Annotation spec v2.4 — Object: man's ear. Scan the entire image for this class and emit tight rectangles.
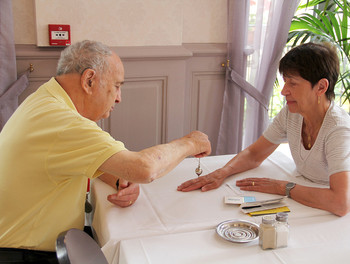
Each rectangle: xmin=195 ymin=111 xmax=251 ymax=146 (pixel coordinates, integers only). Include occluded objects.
xmin=81 ymin=68 xmax=96 ymax=95
xmin=317 ymin=78 xmax=329 ymax=96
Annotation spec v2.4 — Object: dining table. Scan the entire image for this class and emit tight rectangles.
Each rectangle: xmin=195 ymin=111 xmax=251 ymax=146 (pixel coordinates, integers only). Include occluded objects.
xmin=90 ymin=145 xmax=350 ymax=264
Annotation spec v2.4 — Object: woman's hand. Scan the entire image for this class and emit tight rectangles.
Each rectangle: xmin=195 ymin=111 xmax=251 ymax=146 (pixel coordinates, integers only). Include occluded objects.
xmin=236 ymin=177 xmax=287 ymax=196
xmin=177 ymin=169 xmax=227 ymax=192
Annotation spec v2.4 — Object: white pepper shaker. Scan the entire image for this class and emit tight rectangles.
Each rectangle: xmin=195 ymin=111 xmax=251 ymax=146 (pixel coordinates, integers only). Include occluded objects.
xmin=276 ymin=212 xmax=290 ymax=248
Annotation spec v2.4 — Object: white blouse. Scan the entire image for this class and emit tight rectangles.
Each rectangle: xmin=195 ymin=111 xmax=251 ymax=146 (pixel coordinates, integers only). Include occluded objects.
xmin=263 ymin=101 xmax=350 ymax=185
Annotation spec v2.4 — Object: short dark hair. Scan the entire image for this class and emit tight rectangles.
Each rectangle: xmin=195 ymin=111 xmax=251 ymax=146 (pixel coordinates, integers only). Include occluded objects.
xmin=279 ymin=42 xmax=339 ymax=101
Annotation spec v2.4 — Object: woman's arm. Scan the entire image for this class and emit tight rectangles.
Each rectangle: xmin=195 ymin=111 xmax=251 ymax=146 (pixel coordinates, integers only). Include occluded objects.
xmin=293 ymin=171 xmax=350 ymax=216
xmin=236 ymin=171 xmax=350 ymax=217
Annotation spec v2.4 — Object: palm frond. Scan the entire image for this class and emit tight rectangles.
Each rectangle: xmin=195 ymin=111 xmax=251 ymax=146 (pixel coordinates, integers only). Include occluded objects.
xmin=287 ymin=0 xmax=350 ymax=106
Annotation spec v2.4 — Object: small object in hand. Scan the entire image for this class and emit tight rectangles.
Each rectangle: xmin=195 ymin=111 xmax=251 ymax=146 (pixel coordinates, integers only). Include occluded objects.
xmin=116 ymin=179 xmax=119 ymax=191
xmin=195 ymin=158 xmax=203 ymax=177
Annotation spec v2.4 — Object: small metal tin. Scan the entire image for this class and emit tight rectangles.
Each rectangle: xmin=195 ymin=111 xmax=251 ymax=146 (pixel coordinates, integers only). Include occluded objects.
xmin=216 ymin=219 xmax=259 ymax=243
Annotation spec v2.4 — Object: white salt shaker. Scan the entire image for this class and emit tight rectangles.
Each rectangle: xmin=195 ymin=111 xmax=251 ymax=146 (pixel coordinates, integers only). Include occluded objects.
xmin=275 ymin=212 xmax=289 ymax=248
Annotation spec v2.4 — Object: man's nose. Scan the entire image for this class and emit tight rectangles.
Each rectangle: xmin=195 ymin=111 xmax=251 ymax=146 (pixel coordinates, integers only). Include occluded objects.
xmin=115 ymin=92 xmax=121 ymax=103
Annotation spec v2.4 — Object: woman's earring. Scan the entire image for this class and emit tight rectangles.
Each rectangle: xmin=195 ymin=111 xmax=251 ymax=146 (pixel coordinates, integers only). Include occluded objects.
xmin=318 ymin=96 xmax=320 ymax=104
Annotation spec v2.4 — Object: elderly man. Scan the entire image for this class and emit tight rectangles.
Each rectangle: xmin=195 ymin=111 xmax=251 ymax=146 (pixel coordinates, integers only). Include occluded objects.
xmin=0 ymin=40 xmax=211 ymax=263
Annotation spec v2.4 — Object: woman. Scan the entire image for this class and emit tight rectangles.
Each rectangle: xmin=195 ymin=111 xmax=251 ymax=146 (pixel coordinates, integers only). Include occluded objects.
xmin=178 ymin=42 xmax=350 ymax=216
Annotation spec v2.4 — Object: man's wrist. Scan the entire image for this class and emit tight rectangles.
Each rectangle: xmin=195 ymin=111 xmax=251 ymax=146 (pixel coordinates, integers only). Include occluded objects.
xmin=173 ymin=137 xmax=196 ymax=157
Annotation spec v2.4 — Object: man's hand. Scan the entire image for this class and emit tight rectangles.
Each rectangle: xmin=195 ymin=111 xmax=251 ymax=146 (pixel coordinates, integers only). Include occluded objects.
xmin=107 ymin=179 xmax=140 ymax=207
xmin=184 ymin=131 xmax=211 ymax=157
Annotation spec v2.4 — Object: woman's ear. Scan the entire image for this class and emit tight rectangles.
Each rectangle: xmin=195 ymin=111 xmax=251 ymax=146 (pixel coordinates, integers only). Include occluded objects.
xmin=317 ymin=78 xmax=329 ymax=96
xmin=81 ymin=68 xmax=96 ymax=94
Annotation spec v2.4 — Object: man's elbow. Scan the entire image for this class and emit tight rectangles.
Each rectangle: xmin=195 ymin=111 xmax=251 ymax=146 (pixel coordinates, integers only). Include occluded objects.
xmin=139 ymin=170 xmax=157 ymax=184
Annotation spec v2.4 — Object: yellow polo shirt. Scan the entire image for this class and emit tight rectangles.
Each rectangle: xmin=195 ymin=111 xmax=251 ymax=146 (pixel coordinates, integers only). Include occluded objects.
xmin=0 ymin=78 xmax=126 ymax=251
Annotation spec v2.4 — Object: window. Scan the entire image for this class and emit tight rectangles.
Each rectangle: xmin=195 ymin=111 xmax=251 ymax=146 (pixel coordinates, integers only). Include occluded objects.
xmin=263 ymin=0 xmax=350 ymax=120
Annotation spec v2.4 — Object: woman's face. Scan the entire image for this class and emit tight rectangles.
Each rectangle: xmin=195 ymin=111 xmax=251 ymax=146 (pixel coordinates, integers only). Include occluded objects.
xmin=281 ymin=73 xmax=318 ymax=115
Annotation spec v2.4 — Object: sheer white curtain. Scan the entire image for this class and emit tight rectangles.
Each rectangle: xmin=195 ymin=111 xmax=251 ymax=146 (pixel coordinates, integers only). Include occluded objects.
xmin=216 ymin=0 xmax=299 ymax=155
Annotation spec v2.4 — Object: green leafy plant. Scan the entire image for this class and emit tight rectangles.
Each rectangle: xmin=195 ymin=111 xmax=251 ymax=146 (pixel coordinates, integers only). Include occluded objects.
xmin=287 ymin=0 xmax=350 ymax=106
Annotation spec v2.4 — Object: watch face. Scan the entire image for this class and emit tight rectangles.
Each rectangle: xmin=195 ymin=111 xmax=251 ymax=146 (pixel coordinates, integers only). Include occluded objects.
xmin=286 ymin=182 xmax=295 ymax=188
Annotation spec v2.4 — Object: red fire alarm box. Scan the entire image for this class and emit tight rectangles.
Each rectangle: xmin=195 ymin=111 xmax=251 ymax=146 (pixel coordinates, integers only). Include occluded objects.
xmin=48 ymin=24 xmax=71 ymax=46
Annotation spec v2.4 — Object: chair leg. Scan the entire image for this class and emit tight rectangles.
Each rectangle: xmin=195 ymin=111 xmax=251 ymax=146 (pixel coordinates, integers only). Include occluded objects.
xmin=83 ymin=226 xmax=93 ymax=238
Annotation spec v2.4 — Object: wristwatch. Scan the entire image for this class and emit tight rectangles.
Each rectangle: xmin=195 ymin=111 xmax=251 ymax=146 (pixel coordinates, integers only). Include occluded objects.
xmin=285 ymin=182 xmax=296 ymax=198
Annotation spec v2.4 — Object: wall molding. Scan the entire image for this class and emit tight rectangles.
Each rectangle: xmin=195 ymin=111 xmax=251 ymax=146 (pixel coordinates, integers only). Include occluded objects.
xmin=15 ymin=43 xmax=226 ymax=60
xmin=15 ymin=43 xmax=227 ymax=151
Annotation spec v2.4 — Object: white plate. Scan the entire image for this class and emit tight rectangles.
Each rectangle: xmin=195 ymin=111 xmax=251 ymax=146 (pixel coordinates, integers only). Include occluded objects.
xmin=216 ymin=219 xmax=259 ymax=243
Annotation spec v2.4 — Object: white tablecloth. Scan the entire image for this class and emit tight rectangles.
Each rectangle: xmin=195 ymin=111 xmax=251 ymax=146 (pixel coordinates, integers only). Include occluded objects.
xmin=118 ymin=214 xmax=350 ymax=264
xmin=91 ymin=147 xmax=350 ymax=263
